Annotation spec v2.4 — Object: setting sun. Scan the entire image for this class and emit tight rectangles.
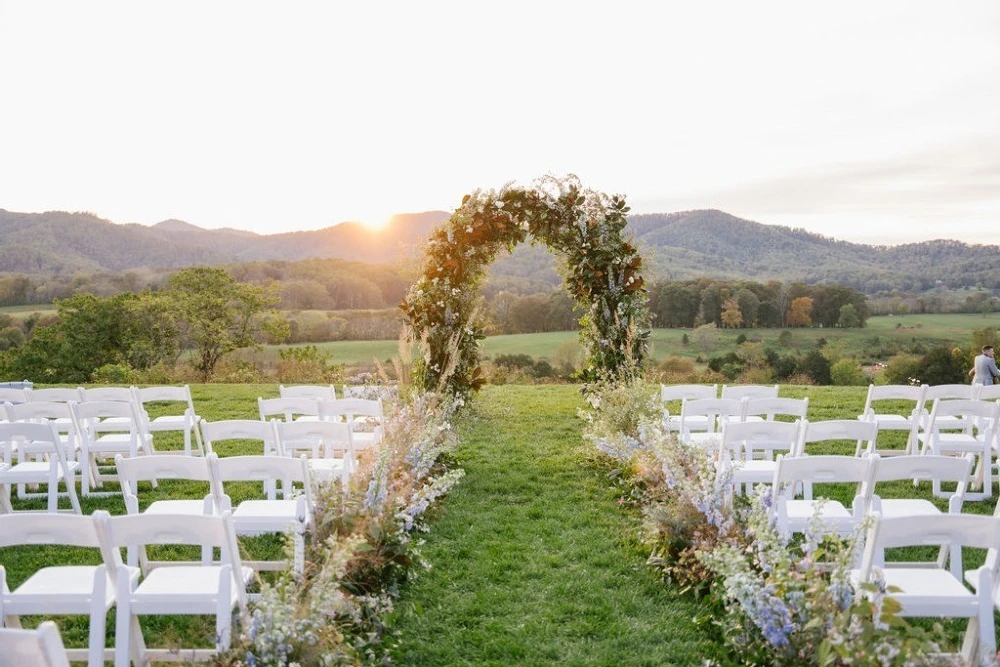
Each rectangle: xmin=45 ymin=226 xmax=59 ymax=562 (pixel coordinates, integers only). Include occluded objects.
xmin=341 ymin=207 xmax=394 ymax=231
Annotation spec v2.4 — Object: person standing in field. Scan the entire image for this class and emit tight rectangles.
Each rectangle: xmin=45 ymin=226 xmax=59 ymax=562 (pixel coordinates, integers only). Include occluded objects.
xmin=969 ymin=345 xmax=1000 ymax=385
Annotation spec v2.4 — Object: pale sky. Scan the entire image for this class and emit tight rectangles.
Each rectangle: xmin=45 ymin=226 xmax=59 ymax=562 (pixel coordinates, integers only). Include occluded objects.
xmin=1 ymin=1 xmax=998 ymax=246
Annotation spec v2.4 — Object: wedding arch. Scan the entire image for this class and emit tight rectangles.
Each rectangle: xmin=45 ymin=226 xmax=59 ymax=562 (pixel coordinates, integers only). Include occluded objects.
xmin=400 ymin=175 xmax=651 ymax=398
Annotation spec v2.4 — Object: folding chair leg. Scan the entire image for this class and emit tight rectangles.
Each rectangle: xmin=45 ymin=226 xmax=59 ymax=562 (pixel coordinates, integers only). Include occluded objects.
xmin=114 ymin=591 xmax=131 ymax=667
xmin=960 ymin=616 xmax=980 ymax=666
xmin=88 ymin=611 xmax=106 ymax=667
xmin=0 ymin=483 xmax=12 ymax=513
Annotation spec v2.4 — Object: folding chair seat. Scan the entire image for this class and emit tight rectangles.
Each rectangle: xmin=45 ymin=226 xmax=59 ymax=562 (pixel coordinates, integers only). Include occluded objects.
xmin=853 ymin=514 xmax=1000 ymax=666
xmin=771 ymin=453 xmax=876 ymax=539
xmin=70 ymin=400 xmax=154 ymax=496
xmin=132 ymin=385 xmax=205 ymax=456
xmin=209 ymin=454 xmax=315 ymax=574
xmin=856 ymin=383 xmax=927 ymax=456
xmin=659 ymin=384 xmax=717 ymax=433
xmin=273 ymin=419 xmax=355 ymax=485
xmin=717 ymin=419 xmax=801 ymax=494
xmin=676 ymin=398 xmax=743 ymax=450
xmin=917 ymin=398 xmax=998 ymax=500
xmin=115 ymin=453 xmax=220 ymax=571
xmin=741 ymin=396 xmax=808 ymax=425
xmin=279 ymin=384 xmax=337 ymax=400
xmin=258 ymin=396 xmax=321 ymax=423
xmin=869 ymin=454 xmax=973 ymax=574
xmin=6 ymin=401 xmax=82 ymax=501
xmin=99 ymin=511 xmax=250 ymax=667
xmin=319 ymin=398 xmax=385 ymax=450
xmin=720 ymin=383 xmax=779 ymax=401
xmin=0 ymin=621 xmax=72 ymax=667
xmin=0 ymin=421 xmax=81 ymax=514
xmin=0 ymin=512 xmax=138 ymax=667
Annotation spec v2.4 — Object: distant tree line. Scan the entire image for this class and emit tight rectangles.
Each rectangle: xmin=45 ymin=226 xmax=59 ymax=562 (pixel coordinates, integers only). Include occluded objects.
xmin=647 ymin=278 xmax=869 ymax=329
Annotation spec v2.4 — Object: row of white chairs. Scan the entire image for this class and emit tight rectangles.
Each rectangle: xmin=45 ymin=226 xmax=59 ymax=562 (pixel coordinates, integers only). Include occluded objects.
xmin=0 ymin=416 xmax=357 ymax=513
xmin=117 ymin=451 xmax=316 ymax=574
xmin=0 ymin=510 xmax=249 ymax=667
xmin=763 ymin=452 xmax=999 ymax=664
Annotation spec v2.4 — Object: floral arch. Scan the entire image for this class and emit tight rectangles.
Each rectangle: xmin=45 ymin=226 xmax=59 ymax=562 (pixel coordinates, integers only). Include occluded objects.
xmin=400 ymin=176 xmax=651 ymax=398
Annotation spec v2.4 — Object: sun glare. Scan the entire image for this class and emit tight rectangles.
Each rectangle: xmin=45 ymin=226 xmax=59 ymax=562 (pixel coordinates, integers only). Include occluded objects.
xmin=358 ymin=214 xmax=393 ymax=231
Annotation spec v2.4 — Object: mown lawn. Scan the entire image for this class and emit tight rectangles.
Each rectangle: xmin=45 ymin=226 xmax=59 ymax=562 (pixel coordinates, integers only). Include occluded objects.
xmin=387 ymin=384 xmax=725 ymax=666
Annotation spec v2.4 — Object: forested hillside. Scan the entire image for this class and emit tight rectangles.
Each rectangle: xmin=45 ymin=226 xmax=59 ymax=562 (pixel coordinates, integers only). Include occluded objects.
xmin=2 ymin=207 xmax=998 ymax=294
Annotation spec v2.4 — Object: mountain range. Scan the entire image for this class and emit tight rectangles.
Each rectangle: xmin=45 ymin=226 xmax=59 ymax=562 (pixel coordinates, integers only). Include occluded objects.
xmin=0 ymin=207 xmax=997 ymax=293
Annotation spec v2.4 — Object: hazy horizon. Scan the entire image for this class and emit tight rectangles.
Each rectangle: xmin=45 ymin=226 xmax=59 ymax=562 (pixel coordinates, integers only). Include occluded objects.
xmin=2 ymin=1 xmax=998 ymax=246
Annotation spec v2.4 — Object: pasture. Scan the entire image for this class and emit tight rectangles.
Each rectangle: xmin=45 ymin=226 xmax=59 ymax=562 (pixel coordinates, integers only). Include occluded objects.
xmin=258 ymin=312 xmax=1000 ymax=371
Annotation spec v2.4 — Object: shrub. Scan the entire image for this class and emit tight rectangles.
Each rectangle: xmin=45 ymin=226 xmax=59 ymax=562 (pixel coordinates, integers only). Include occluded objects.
xmin=799 ymin=350 xmax=832 ymax=385
xmin=830 ymin=358 xmax=867 ymax=386
xmin=882 ymin=353 xmax=923 ymax=385
xmin=91 ymin=363 xmax=137 ymax=384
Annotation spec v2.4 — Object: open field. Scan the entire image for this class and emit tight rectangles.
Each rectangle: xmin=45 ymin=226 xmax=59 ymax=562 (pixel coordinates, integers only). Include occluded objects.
xmin=258 ymin=313 xmax=1000 ymax=370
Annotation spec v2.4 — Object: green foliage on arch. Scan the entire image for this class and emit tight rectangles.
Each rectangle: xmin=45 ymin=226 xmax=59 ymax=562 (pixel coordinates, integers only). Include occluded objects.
xmin=400 ymin=176 xmax=651 ymax=398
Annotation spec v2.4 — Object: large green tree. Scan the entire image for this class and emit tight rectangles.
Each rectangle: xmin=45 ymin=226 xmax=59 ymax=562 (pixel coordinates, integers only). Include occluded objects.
xmin=167 ymin=267 xmax=287 ymax=381
xmin=1 ymin=292 xmax=177 ymax=383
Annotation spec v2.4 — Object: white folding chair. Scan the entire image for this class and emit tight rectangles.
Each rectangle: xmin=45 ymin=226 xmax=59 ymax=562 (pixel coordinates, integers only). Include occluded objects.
xmin=279 ymin=384 xmax=337 ymax=400
xmin=853 ymin=514 xmax=1000 ymax=666
xmin=70 ymin=400 xmax=154 ymax=496
xmin=771 ymin=453 xmax=876 ymax=539
xmin=200 ymin=419 xmax=283 ymax=498
xmin=0 ymin=388 xmax=31 ymax=406
xmin=856 ymin=383 xmax=927 ymax=456
xmin=0 ymin=421 xmax=81 ymax=514
xmin=869 ymin=454 xmax=973 ymax=575
xmin=257 ymin=396 xmax=321 ymax=423
xmin=209 ymin=454 xmax=315 ymax=574
xmin=796 ymin=419 xmax=877 ymax=500
xmin=676 ymin=398 xmax=744 ymax=450
xmin=741 ymin=396 xmax=808 ymax=425
xmin=717 ymin=420 xmax=801 ymax=494
xmin=99 ymin=510 xmax=250 ymax=667
xmin=919 ymin=384 xmax=977 ymax=434
xmin=27 ymin=388 xmax=83 ymax=404
xmin=273 ymin=419 xmax=355 ymax=486
xmin=659 ymin=384 xmax=717 ymax=433
xmin=720 ymin=384 xmax=779 ymax=401
xmin=79 ymin=386 xmax=135 ymax=404
xmin=0 ymin=622 xmax=72 ymax=667
xmin=6 ymin=401 xmax=82 ymax=501
xmin=917 ymin=398 xmax=999 ymax=500
xmin=132 ymin=385 xmax=205 ymax=456
xmin=319 ymin=398 xmax=385 ymax=450
xmin=0 ymin=513 xmax=137 ymax=667
xmin=115 ymin=453 xmax=220 ymax=571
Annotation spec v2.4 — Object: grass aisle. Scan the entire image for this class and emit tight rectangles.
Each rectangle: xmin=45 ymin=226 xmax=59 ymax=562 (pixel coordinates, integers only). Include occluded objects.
xmin=388 ymin=385 xmax=723 ymax=666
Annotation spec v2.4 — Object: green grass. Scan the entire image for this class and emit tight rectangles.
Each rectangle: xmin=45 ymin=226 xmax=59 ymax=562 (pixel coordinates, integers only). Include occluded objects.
xmin=387 ymin=385 xmax=724 ymax=666
xmin=4 ymin=382 xmax=999 ymax=662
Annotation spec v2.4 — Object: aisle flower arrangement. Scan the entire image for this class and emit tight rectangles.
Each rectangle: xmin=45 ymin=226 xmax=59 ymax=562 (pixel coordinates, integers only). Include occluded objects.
xmin=215 ymin=390 xmax=464 ymax=666
xmin=582 ymin=379 xmax=962 ymax=666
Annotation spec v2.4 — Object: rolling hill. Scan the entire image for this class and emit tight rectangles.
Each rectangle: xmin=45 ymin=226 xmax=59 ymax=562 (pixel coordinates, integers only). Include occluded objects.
xmin=1 ymin=207 xmax=997 ymax=293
